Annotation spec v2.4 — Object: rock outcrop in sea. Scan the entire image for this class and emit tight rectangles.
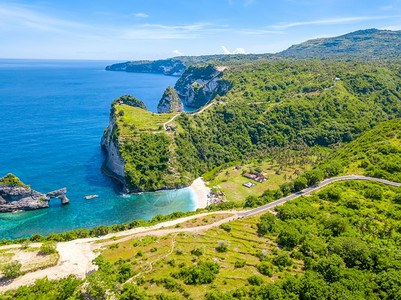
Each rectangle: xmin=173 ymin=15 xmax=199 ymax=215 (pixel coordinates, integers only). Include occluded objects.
xmin=157 ymin=87 xmax=184 ymax=113
xmin=0 ymin=174 xmax=70 ymax=213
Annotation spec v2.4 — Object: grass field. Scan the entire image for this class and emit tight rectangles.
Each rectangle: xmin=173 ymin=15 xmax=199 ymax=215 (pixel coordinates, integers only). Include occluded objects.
xmin=208 ymin=159 xmax=313 ymax=202
xmin=101 ymin=214 xmax=303 ymax=299
xmin=117 ymin=105 xmax=176 ymax=133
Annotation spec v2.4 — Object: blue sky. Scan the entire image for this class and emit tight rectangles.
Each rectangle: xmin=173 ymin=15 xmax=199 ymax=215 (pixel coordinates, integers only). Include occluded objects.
xmin=1 ymin=0 xmax=401 ymax=60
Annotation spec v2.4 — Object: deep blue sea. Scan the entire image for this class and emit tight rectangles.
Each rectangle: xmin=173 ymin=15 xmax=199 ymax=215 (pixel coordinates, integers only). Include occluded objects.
xmin=0 ymin=59 xmax=197 ymax=240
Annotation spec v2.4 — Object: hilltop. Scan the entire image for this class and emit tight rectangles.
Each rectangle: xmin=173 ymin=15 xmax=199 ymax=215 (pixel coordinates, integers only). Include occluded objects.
xmin=280 ymin=29 xmax=401 ymax=59
xmin=106 ymin=29 xmax=401 ymax=77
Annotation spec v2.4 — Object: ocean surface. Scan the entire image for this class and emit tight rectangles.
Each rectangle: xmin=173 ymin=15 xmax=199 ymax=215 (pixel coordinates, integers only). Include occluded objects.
xmin=0 ymin=59 xmax=197 ymax=240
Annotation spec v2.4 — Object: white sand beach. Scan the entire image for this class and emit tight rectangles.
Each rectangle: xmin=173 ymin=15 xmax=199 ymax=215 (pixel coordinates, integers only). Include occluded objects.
xmin=190 ymin=177 xmax=210 ymax=209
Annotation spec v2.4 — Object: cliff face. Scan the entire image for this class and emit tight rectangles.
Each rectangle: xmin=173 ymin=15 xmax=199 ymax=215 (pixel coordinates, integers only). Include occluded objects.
xmin=174 ymin=65 xmax=231 ymax=108
xmin=157 ymin=87 xmax=184 ymax=113
xmin=0 ymin=174 xmax=69 ymax=212
xmin=100 ymin=116 xmax=127 ymax=187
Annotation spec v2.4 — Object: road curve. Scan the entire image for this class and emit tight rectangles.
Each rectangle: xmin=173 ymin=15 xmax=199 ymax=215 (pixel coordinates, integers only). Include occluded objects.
xmin=239 ymin=175 xmax=401 ymax=217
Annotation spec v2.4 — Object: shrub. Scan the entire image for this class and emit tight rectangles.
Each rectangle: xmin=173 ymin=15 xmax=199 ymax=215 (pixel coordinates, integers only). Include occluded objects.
xmin=273 ymin=251 xmax=293 ymax=267
xmin=258 ymin=262 xmax=274 ymax=277
xmin=248 ymin=275 xmax=264 ymax=286
xmin=2 ymin=261 xmax=22 ymax=278
xmin=234 ymin=259 xmax=246 ymax=268
xmin=172 ymin=261 xmax=220 ymax=285
xmin=216 ymin=242 xmax=228 ymax=252
xmin=219 ymin=223 xmax=232 ymax=232
xmin=40 ymin=241 xmax=57 ymax=255
xmin=191 ymin=247 xmax=203 ymax=256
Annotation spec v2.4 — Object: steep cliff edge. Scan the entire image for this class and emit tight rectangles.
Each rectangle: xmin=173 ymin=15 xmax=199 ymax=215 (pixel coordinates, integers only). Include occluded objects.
xmin=101 ymin=95 xmax=188 ymax=192
xmin=100 ymin=95 xmax=147 ymax=189
xmin=174 ymin=65 xmax=231 ymax=108
xmin=157 ymin=87 xmax=184 ymax=113
xmin=0 ymin=174 xmax=69 ymax=212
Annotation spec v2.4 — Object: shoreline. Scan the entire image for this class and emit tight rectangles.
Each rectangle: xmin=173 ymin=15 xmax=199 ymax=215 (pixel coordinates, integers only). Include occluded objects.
xmin=190 ymin=177 xmax=210 ymax=209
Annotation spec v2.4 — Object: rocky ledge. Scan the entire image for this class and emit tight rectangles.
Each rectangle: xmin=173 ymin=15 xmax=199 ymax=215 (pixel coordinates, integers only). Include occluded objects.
xmin=0 ymin=174 xmax=70 ymax=213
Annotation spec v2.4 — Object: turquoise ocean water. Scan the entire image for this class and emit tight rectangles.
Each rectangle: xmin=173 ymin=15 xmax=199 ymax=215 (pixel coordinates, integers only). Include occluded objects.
xmin=0 ymin=59 xmax=197 ymax=240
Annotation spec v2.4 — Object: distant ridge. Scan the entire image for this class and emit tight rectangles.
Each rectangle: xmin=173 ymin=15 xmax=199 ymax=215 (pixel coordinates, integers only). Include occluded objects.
xmin=106 ymin=29 xmax=401 ymax=75
xmin=280 ymin=28 xmax=401 ymax=58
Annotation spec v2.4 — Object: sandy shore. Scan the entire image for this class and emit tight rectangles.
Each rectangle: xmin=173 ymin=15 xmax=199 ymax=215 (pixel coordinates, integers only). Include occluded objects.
xmin=190 ymin=177 xmax=210 ymax=209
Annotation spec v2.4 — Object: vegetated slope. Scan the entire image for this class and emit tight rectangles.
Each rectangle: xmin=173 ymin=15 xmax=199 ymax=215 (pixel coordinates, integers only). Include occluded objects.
xmin=171 ymin=60 xmax=401 ymax=180
xmin=320 ymin=118 xmax=401 ymax=182
xmin=109 ymin=59 xmax=401 ymax=191
xmin=280 ymin=28 xmax=401 ymax=58
xmin=3 ymin=180 xmax=400 ymax=299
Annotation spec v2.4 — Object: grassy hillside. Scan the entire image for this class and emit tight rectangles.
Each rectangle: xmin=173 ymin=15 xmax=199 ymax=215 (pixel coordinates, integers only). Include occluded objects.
xmin=3 ymin=180 xmax=400 ymax=299
xmin=320 ymin=118 xmax=401 ymax=182
xmin=280 ymin=29 xmax=401 ymax=59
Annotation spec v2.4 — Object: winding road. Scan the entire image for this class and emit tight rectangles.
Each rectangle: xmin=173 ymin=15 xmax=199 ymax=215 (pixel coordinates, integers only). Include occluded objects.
xmin=0 ymin=175 xmax=399 ymax=292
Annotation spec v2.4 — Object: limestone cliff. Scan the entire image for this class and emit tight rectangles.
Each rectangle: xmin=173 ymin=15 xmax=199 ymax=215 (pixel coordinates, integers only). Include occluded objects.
xmin=100 ymin=115 xmax=127 ymax=189
xmin=0 ymin=174 xmax=69 ymax=213
xmin=157 ymin=87 xmax=184 ymax=113
xmin=174 ymin=65 xmax=231 ymax=108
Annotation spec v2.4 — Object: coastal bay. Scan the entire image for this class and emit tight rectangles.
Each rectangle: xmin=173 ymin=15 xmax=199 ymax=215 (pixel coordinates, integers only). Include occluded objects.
xmin=0 ymin=59 xmax=201 ymax=239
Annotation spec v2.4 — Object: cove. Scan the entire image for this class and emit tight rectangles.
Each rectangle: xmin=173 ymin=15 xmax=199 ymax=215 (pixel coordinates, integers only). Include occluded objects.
xmin=0 ymin=59 xmax=197 ymax=240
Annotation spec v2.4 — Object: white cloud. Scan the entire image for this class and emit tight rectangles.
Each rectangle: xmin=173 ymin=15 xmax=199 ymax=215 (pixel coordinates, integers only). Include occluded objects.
xmin=270 ymin=16 xmax=397 ymax=29
xmin=173 ymin=49 xmax=183 ymax=56
xmin=134 ymin=12 xmax=149 ymax=18
xmin=221 ymin=46 xmax=248 ymax=54
xmin=221 ymin=46 xmax=231 ymax=54
xmin=381 ymin=25 xmax=401 ymax=31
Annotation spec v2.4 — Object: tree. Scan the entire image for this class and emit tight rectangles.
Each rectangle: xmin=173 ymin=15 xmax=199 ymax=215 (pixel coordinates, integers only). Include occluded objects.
xmin=277 ymin=226 xmax=301 ymax=249
xmin=258 ymin=213 xmax=280 ymax=235
xmin=305 ymin=169 xmax=324 ymax=186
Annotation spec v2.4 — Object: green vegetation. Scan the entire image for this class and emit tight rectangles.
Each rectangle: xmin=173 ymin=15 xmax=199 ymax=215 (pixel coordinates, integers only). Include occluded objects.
xmin=39 ymin=241 xmax=57 ymax=255
xmin=111 ymin=94 xmax=147 ymax=110
xmin=281 ymin=29 xmax=401 ymax=59
xmin=0 ymin=173 xmax=29 ymax=188
xmin=117 ymin=59 xmax=401 ymax=191
xmin=320 ymin=118 xmax=401 ymax=182
xmin=2 ymin=261 xmax=21 ymax=279
xmin=5 ymin=180 xmax=399 ymax=299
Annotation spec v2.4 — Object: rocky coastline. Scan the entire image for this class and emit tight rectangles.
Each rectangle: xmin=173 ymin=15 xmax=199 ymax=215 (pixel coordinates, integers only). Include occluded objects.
xmin=0 ymin=174 xmax=69 ymax=213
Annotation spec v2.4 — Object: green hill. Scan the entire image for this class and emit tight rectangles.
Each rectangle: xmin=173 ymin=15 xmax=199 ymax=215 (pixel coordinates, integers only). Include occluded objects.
xmin=320 ymin=118 xmax=401 ymax=182
xmin=280 ymin=29 xmax=401 ymax=59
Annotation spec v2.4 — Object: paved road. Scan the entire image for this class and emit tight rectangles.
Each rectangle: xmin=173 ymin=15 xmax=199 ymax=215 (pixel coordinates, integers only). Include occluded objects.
xmin=239 ymin=175 xmax=401 ymax=217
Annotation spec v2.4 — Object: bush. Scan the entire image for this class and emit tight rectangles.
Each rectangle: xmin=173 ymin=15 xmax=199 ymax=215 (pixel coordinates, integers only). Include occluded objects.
xmin=234 ymin=259 xmax=246 ymax=268
xmin=40 ymin=241 xmax=57 ymax=255
xmin=191 ymin=247 xmax=203 ymax=256
xmin=248 ymin=275 xmax=264 ymax=286
xmin=219 ymin=223 xmax=232 ymax=232
xmin=216 ymin=242 xmax=228 ymax=252
xmin=2 ymin=261 xmax=22 ymax=278
xmin=273 ymin=251 xmax=293 ymax=267
xmin=258 ymin=262 xmax=274 ymax=276
xmin=172 ymin=261 xmax=220 ymax=285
